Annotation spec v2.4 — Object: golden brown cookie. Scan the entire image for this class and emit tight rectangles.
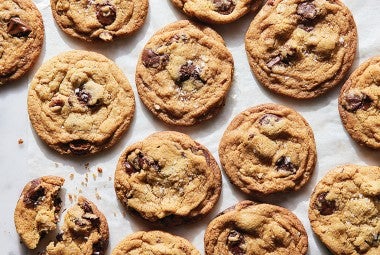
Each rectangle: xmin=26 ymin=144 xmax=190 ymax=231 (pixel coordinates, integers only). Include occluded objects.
xmin=111 ymin=231 xmax=200 ymax=255
xmin=245 ymin=0 xmax=357 ymax=98
xmin=135 ymin=20 xmax=234 ymax=126
xmin=114 ymin=131 xmax=222 ymax=225
xmin=338 ymin=56 xmax=380 ymax=149
xmin=14 ymin=176 xmax=64 ymax=250
xmin=45 ymin=196 xmax=109 ymax=255
xmin=204 ymin=200 xmax=308 ymax=255
xmin=219 ymin=103 xmax=316 ymax=197
xmin=50 ymin=0 xmax=148 ymax=42
xmin=0 ymin=0 xmax=44 ymax=85
xmin=28 ymin=50 xmax=135 ymax=156
xmin=309 ymin=165 xmax=380 ymax=255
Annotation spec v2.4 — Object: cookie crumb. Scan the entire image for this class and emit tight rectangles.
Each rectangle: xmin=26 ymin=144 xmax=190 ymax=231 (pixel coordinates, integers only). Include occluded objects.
xmin=93 ymin=173 xmax=97 ymax=180
xmin=97 ymin=167 xmax=103 ymax=174
xmin=95 ymin=192 xmax=101 ymax=200
xmin=68 ymin=194 xmax=73 ymax=202
xmin=78 ymin=189 xmax=82 ymax=193
xmin=18 ymin=138 xmax=24 ymax=144
xmin=108 ymin=176 xmax=112 ymax=181
xmin=69 ymin=173 xmax=74 ymax=180
xmin=84 ymin=162 xmax=90 ymax=170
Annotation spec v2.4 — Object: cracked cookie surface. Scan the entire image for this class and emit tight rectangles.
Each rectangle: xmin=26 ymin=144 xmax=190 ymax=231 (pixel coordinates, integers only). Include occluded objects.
xmin=170 ymin=0 xmax=263 ymax=24
xmin=219 ymin=103 xmax=316 ymax=197
xmin=114 ymin=131 xmax=222 ymax=225
xmin=0 ymin=0 xmax=44 ymax=85
xmin=45 ymin=196 xmax=109 ymax=255
xmin=135 ymin=20 xmax=234 ymax=126
xmin=309 ymin=165 xmax=380 ymax=255
xmin=14 ymin=176 xmax=64 ymax=250
xmin=111 ymin=230 xmax=200 ymax=255
xmin=204 ymin=200 xmax=308 ymax=255
xmin=28 ymin=50 xmax=135 ymax=156
xmin=338 ymin=56 xmax=380 ymax=149
xmin=245 ymin=0 xmax=357 ymax=98
xmin=50 ymin=0 xmax=148 ymax=41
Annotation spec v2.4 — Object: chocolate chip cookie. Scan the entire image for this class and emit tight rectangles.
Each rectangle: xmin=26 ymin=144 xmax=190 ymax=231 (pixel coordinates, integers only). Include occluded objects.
xmin=338 ymin=56 xmax=380 ymax=149
xmin=111 ymin=230 xmax=200 ymax=255
xmin=114 ymin=131 xmax=222 ymax=225
xmin=245 ymin=0 xmax=357 ymax=98
xmin=14 ymin=176 xmax=64 ymax=250
xmin=135 ymin=20 xmax=234 ymax=126
xmin=204 ymin=200 xmax=308 ymax=255
xmin=0 ymin=0 xmax=44 ymax=85
xmin=50 ymin=0 xmax=148 ymax=41
xmin=28 ymin=50 xmax=135 ymax=156
xmin=45 ymin=196 xmax=109 ymax=255
xmin=219 ymin=104 xmax=316 ymax=197
xmin=309 ymin=165 xmax=380 ymax=255
xmin=170 ymin=0 xmax=263 ymax=24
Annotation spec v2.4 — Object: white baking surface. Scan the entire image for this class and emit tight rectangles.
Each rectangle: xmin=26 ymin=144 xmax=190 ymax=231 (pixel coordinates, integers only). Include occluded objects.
xmin=1 ymin=0 xmax=380 ymax=254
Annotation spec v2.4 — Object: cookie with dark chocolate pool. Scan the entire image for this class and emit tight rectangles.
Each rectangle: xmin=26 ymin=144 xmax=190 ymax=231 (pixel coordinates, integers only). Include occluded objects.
xmin=219 ymin=103 xmax=316 ymax=197
xmin=309 ymin=165 xmax=380 ymax=255
xmin=114 ymin=131 xmax=222 ymax=225
xmin=0 ymin=0 xmax=44 ymax=85
xmin=204 ymin=200 xmax=308 ymax=255
xmin=14 ymin=176 xmax=65 ymax=250
xmin=338 ymin=56 xmax=380 ymax=149
xmin=135 ymin=20 xmax=234 ymax=126
xmin=245 ymin=0 xmax=357 ymax=98
xmin=170 ymin=0 xmax=263 ymax=24
xmin=50 ymin=0 xmax=148 ymax=41
xmin=28 ymin=50 xmax=135 ymax=155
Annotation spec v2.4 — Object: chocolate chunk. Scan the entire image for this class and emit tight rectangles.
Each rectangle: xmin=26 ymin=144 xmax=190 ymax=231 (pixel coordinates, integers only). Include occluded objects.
xmin=191 ymin=146 xmax=211 ymax=165
xmin=49 ymin=97 xmax=65 ymax=108
xmin=259 ymin=113 xmax=282 ymax=125
xmin=80 ymin=201 xmax=93 ymax=213
xmin=24 ymin=180 xmax=46 ymax=207
xmin=266 ymin=56 xmax=282 ymax=68
xmin=126 ymin=152 xmax=161 ymax=174
xmin=69 ymin=140 xmax=92 ymax=155
xmin=343 ymin=91 xmax=372 ymax=112
xmin=177 ymin=61 xmax=204 ymax=84
xmin=316 ymin=192 xmax=336 ymax=215
xmin=297 ymin=2 xmax=317 ymax=20
xmin=96 ymin=4 xmax=117 ymax=26
xmin=56 ymin=233 xmax=64 ymax=242
xmin=53 ymin=195 xmax=62 ymax=216
xmin=82 ymin=213 xmax=100 ymax=227
xmin=142 ymin=49 xmax=169 ymax=70
xmin=298 ymin=23 xmax=314 ymax=32
xmin=75 ymin=87 xmax=91 ymax=105
xmin=92 ymin=240 xmax=106 ymax=255
xmin=227 ymin=230 xmax=245 ymax=255
xmin=124 ymin=161 xmax=137 ymax=175
xmin=275 ymin=156 xmax=297 ymax=174
xmin=7 ymin=17 xmax=32 ymax=37
xmin=213 ymin=0 xmax=236 ymax=15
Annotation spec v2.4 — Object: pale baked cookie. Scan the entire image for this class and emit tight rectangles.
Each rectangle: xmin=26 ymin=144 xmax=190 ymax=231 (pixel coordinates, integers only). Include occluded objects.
xmin=50 ymin=0 xmax=148 ymax=42
xmin=0 ymin=0 xmax=44 ymax=85
xmin=245 ymin=0 xmax=357 ymax=98
xmin=45 ymin=196 xmax=109 ymax=255
xmin=219 ymin=104 xmax=316 ymax=197
xmin=205 ymin=200 xmax=308 ymax=255
xmin=14 ymin=176 xmax=64 ymax=250
xmin=28 ymin=50 xmax=135 ymax=156
xmin=114 ymin=131 xmax=222 ymax=225
xmin=111 ymin=231 xmax=200 ymax=255
xmin=170 ymin=0 xmax=263 ymax=24
xmin=338 ymin=56 xmax=380 ymax=149
xmin=309 ymin=165 xmax=380 ymax=255
xmin=135 ymin=20 xmax=234 ymax=126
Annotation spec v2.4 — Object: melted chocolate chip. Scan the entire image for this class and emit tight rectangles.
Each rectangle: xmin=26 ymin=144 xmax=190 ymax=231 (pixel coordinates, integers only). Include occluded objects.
xmin=316 ymin=192 xmax=336 ymax=215
xmin=297 ymin=2 xmax=317 ymax=20
xmin=69 ymin=140 xmax=92 ymax=155
xmin=275 ymin=156 xmax=297 ymax=174
xmin=142 ymin=49 xmax=169 ymax=70
xmin=82 ymin=213 xmax=100 ymax=227
xmin=56 ymin=233 xmax=64 ymax=242
xmin=259 ymin=113 xmax=282 ymax=125
xmin=177 ymin=61 xmax=203 ymax=85
xmin=213 ymin=0 xmax=236 ymax=15
xmin=227 ymin=230 xmax=245 ymax=255
xmin=92 ymin=240 xmax=106 ymax=255
xmin=24 ymin=180 xmax=46 ymax=207
xmin=343 ymin=92 xmax=372 ymax=112
xmin=96 ymin=4 xmax=117 ymax=26
xmin=53 ymin=195 xmax=62 ymax=215
xmin=7 ymin=17 xmax=32 ymax=37
xmin=75 ymin=87 xmax=91 ymax=105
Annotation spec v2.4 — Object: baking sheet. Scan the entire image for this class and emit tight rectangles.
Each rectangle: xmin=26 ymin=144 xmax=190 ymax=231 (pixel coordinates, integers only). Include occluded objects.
xmin=1 ymin=0 xmax=380 ymax=254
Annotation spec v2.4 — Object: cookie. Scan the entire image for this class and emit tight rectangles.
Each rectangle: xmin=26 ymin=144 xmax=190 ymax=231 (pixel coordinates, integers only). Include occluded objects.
xmin=14 ymin=176 xmax=64 ymax=250
xmin=111 ymin=230 xmax=200 ymax=255
xmin=114 ymin=131 xmax=221 ymax=225
xmin=245 ymin=0 xmax=357 ymax=98
xmin=170 ymin=0 xmax=263 ymax=24
xmin=50 ymin=0 xmax=148 ymax=42
xmin=45 ymin=196 xmax=109 ymax=255
xmin=338 ymin=56 xmax=380 ymax=149
xmin=309 ymin=165 xmax=380 ymax=255
xmin=0 ymin=0 xmax=44 ymax=85
xmin=27 ymin=50 xmax=135 ymax=156
xmin=204 ymin=200 xmax=308 ymax=254
xmin=219 ymin=103 xmax=316 ymax=197
xmin=135 ymin=20 xmax=234 ymax=126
